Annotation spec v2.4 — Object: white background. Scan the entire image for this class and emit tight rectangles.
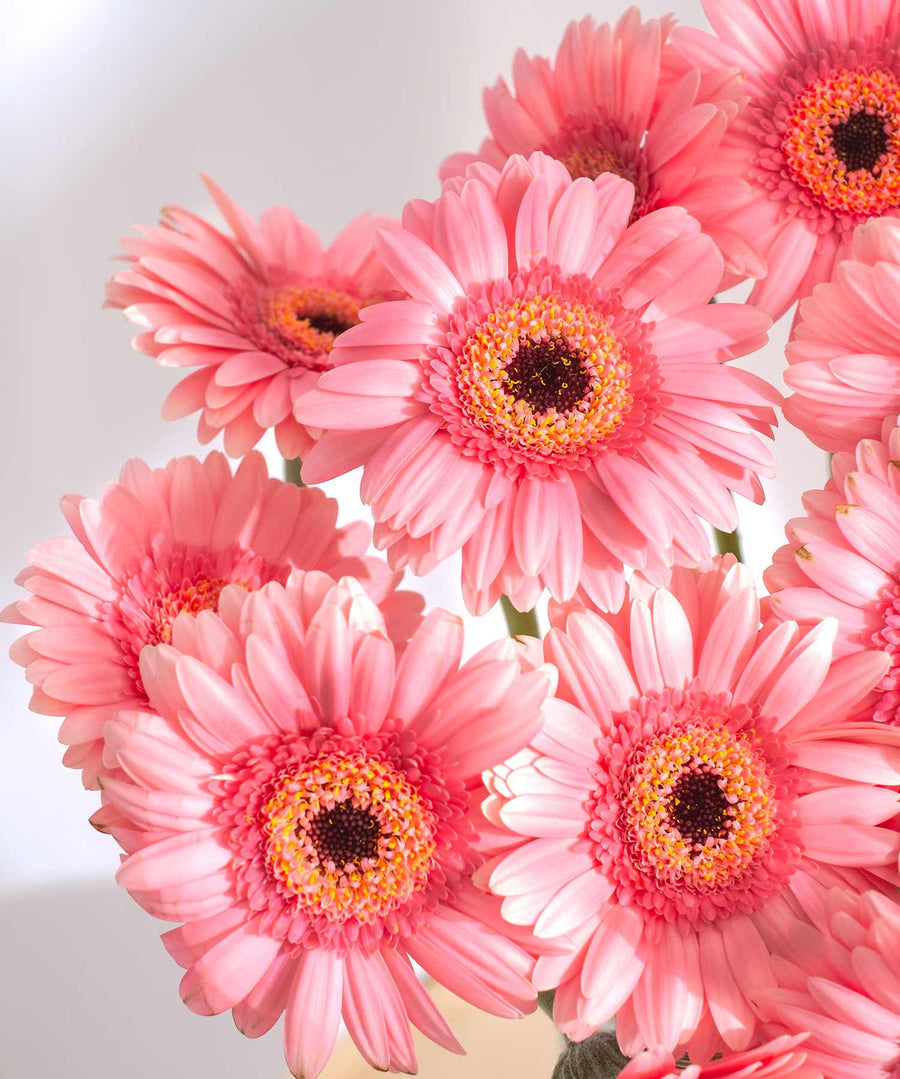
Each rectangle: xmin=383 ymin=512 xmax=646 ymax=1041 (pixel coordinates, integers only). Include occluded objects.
xmin=1 ymin=1 xmax=824 ymax=1076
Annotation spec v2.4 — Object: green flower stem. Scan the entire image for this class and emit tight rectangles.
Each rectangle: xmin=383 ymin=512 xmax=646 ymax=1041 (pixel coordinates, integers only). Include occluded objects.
xmin=500 ymin=596 xmax=541 ymax=639
xmin=284 ymin=457 xmax=305 ymax=487
xmin=714 ymin=526 xmax=743 ymax=562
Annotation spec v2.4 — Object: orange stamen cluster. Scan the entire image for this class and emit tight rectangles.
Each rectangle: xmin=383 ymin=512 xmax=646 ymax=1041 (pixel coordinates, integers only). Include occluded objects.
xmin=260 ymin=283 xmax=361 ymax=365
xmin=783 ymin=67 xmax=900 ymax=217
xmin=262 ymin=749 xmax=436 ymax=924
xmin=561 ymin=144 xmax=633 ymax=184
xmin=456 ymin=293 xmax=634 ymax=461
xmin=145 ymin=577 xmax=232 ymax=645
xmin=620 ymin=718 xmax=777 ymax=894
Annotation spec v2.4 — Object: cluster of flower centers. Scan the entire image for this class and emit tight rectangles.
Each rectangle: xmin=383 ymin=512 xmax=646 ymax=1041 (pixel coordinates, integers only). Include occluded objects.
xmin=144 ymin=576 xmax=232 ymax=646
xmin=617 ymin=716 xmax=778 ymax=894
xmin=261 ymin=749 xmax=437 ymax=924
xmin=250 ymin=283 xmax=362 ymax=368
xmin=455 ymin=291 xmax=634 ymax=461
xmin=782 ymin=66 xmax=900 ymax=217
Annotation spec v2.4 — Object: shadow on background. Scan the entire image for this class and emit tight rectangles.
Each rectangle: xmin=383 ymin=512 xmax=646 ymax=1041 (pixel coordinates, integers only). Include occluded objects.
xmin=1 ymin=881 xmax=559 ymax=1078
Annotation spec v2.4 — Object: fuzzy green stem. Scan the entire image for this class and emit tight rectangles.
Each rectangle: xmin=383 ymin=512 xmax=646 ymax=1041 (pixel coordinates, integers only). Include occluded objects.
xmin=500 ymin=596 xmax=541 ymax=638
xmin=714 ymin=527 xmax=743 ymax=562
xmin=284 ymin=457 xmax=305 ymax=487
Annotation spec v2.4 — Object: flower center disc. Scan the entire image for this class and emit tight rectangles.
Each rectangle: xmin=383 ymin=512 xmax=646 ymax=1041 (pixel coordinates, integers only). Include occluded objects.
xmin=262 ymin=750 xmax=436 ymax=923
xmin=305 ymin=801 xmax=383 ymax=865
xmin=455 ymin=290 xmax=634 ymax=461
xmin=619 ymin=718 xmax=778 ymax=893
xmin=782 ymin=66 xmax=900 ymax=216
xmin=540 ymin=113 xmax=654 ymax=217
xmin=251 ymin=283 xmax=362 ymax=368
xmin=146 ymin=576 xmax=232 ymax=645
xmin=586 ymin=688 xmax=802 ymax=924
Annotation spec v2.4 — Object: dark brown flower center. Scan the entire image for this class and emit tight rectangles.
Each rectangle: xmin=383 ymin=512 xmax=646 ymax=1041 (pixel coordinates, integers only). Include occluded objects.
xmin=305 ymin=801 xmax=383 ymax=865
xmin=831 ymin=110 xmax=890 ymax=172
xmin=668 ymin=767 xmax=731 ymax=845
xmin=503 ymin=338 xmax=591 ymax=413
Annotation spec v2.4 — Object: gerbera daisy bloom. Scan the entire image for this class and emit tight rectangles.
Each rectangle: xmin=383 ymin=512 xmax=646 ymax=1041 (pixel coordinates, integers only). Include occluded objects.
xmin=620 ymin=1036 xmax=819 ymax=1079
xmin=765 ymin=413 xmax=900 ymax=725
xmin=670 ymin=0 xmax=900 ymax=319
xmin=440 ymin=12 xmax=763 ymax=285
xmin=756 ymin=887 xmax=900 ymax=1078
xmin=782 ymin=218 xmax=900 ymax=451
xmin=3 ymin=451 xmax=421 ymax=788
xmin=294 ymin=152 xmax=777 ymax=615
xmin=478 ymin=559 xmax=900 ymax=1057
xmin=106 ymin=176 xmax=400 ymax=458
xmin=99 ymin=572 xmax=553 ymax=1078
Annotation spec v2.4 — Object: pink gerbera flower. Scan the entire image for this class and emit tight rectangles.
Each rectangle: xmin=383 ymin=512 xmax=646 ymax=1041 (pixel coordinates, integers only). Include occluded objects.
xmin=782 ymin=218 xmax=900 ymax=451
xmin=621 ymin=1036 xmax=819 ymax=1079
xmin=756 ymin=887 xmax=900 ymax=1078
xmin=3 ymin=451 xmax=421 ymax=788
xmin=295 ymin=152 xmax=777 ymax=615
xmin=99 ymin=572 xmax=553 ymax=1078
xmin=766 ymin=414 xmax=900 ymax=725
xmin=670 ymin=0 xmax=900 ymax=318
xmin=479 ymin=559 xmax=900 ymax=1058
xmin=440 ymin=11 xmax=763 ymax=285
xmin=106 ymin=177 xmax=400 ymax=458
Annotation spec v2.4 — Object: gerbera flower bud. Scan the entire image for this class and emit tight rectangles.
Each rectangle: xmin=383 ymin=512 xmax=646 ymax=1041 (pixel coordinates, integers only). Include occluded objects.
xmin=783 ymin=219 xmax=900 ymax=452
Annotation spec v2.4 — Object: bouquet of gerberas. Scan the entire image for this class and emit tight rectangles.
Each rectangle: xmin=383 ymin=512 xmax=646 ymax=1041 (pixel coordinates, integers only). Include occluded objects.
xmin=10 ymin=2 xmax=900 ymax=1077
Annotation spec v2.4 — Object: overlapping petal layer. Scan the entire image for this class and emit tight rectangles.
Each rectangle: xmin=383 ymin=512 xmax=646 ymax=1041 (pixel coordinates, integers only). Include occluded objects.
xmin=621 ymin=1035 xmax=820 ymax=1079
xmin=3 ymin=452 xmax=421 ymax=787
xmin=766 ymin=413 xmax=900 ymax=725
xmin=440 ymin=11 xmax=759 ymax=286
xmin=756 ymin=887 xmax=900 ymax=1078
xmin=783 ymin=219 xmax=900 ymax=451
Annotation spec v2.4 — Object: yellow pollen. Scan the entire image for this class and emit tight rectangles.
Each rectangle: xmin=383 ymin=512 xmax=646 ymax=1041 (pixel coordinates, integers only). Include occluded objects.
xmin=260 ymin=284 xmax=361 ymax=357
xmin=457 ymin=292 xmax=634 ymax=459
xmin=783 ymin=66 xmax=900 ymax=216
xmin=262 ymin=751 xmax=436 ymax=924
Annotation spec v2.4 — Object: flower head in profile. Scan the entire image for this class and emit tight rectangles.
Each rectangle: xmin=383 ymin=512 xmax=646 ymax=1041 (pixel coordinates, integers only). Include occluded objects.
xmin=670 ymin=0 xmax=900 ymax=318
xmin=766 ymin=413 xmax=900 ymax=726
xmin=441 ymin=11 xmax=762 ymax=285
xmin=621 ymin=1036 xmax=819 ymax=1079
xmin=295 ymin=152 xmax=777 ymax=615
xmin=99 ymin=573 xmax=554 ymax=1078
xmin=756 ymin=887 xmax=900 ymax=1078
xmin=783 ymin=218 xmax=900 ymax=451
xmin=479 ymin=558 xmax=900 ymax=1057
xmin=106 ymin=177 xmax=400 ymax=458
xmin=3 ymin=451 xmax=421 ymax=787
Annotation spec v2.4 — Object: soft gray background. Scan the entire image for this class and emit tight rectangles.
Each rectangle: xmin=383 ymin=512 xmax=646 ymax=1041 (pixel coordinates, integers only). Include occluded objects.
xmin=1 ymin=1 xmax=824 ymax=1076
